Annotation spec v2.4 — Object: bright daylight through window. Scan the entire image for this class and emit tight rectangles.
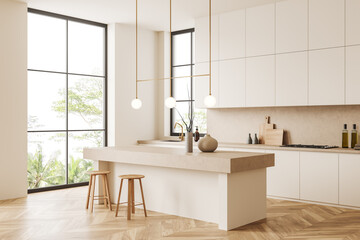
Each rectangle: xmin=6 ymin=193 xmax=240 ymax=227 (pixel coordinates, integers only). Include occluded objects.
xmin=171 ymin=29 xmax=207 ymax=135
xmin=27 ymin=10 xmax=107 ymax=191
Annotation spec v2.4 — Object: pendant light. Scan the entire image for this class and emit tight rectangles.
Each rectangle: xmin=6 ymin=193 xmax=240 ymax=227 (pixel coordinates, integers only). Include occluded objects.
xmin=165 ymin=0 xmax=176 ymax=109
xmin=204 ymin=0 xmax=216 ymax=108
xmin=131 ymin=0 xmax=142 ymax=110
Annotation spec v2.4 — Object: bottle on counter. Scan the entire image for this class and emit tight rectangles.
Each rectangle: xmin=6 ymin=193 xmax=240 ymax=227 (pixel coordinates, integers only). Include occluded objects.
xmin=254 ymin=134 xmax=259 ymax=144
xmin=342 ymin=124 xmax=349 ymax=148
xmin=247 ymin=133 xmax=253 ymax=144
xmin=351 ymin=124 xmax=358 ymax=148
xmin=194 ymin=126 xmax=200 ymax=142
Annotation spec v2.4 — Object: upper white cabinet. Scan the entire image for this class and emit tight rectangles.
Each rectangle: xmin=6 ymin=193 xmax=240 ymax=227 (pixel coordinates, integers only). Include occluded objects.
xmin=219 ymin=10 xmax=245 ymax=60
xmin=218 ymin=59 xmax=245 ymax=108
xmin=346 ymin=46 xmax=360 ymax=104
xmin=194 ymin=62 xmax=219 ymax=108
xmin=276 ymin=0 xmax=308 ymax=53
xmin=339 ymin=154 xmax=360 ymax=207
xmin=266 ymin=150 xmax=300 ymax=199
xmin=300 ymin=152 xmax=339 ymax=204
xmin=246 ymin=3 xmax=275 ymax=57
xmin=346 ymin=0 xmax=360 ymax=45
xmin=276 ymin=52 xmax=308 ymax=106
xmin=195 ymin=15 xmax=219 ymax=63
xmin=309 ymin=48 xmax=344 ymax=105
xmin=309 ymin=0 xmax=344 ymax=49
xmin=246 ymin=56 xmax=275 ymax=107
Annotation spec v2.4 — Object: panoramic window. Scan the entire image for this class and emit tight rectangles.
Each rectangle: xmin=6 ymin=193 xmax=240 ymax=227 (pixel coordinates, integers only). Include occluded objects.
xmin=171 ymin=29 xmax=207 ymax=135
xmin=27 ymin=9 xmax=107 ymax=191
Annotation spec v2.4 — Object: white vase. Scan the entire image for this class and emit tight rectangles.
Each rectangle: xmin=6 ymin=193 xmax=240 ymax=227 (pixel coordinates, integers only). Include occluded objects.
xmin=186 ymin=132 xmax=193 ymax=153
xmin=198 ymin=134 xmax=218 ymax=152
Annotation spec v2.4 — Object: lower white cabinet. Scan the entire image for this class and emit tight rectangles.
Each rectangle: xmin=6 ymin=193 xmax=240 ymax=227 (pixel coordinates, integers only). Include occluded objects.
xmin=266 ymin=150 xmax=300 ymax=199
xmin=339 ymin=154 xmax=360 ymax=207
xmin=300 ymin=152 xmax=339 ymax=204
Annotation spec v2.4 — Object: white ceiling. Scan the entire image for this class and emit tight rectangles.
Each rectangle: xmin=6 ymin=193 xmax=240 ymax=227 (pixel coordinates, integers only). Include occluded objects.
xmin=23 ymin=0 xmax=276 ymax=31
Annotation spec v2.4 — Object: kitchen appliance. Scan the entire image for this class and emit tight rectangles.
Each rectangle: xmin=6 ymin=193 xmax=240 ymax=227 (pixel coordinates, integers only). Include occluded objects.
xmin=281 ymin=144 xmax=339 ymax=149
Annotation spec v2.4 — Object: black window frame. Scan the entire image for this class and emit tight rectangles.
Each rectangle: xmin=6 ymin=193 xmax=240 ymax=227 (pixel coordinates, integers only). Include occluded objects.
xmin=27 ymin=8 xmax=108 ymax=193
xmin=170 ymin=28 xmax=195 ymax=136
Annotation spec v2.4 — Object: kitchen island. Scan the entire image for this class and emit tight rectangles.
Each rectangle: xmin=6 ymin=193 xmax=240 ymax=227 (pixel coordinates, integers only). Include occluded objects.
xmin=83 ymin=145 xmax=274 ymax=230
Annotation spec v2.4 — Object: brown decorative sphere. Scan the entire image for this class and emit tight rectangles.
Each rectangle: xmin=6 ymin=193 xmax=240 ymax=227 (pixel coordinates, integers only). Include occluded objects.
xmin=198 ymin=134 xmax=218 ymax=152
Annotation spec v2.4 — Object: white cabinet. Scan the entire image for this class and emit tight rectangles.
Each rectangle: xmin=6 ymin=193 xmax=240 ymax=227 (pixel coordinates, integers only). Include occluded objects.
xmin=276 ymin=52 xmax=308 ymax=106
xmin=246 ymin=3 xmax=275 ymax=57
xmin=346 ymin=46 xmax=360 ymax=104
xmin=218 ymin=59 xmax=245 ymax=108
xmin=276 ymin=0 xmax=308 ymax=53
xmin=194 ymin=62 xmax=219 ymax=108
xmin=300 ymin=152 xmax=339 ymax=204
xmin=195 ymin=15 xmax=219 ymax=63
xmin=219 ymin=10 xmax=245 ymax=60
xmin=246 ymin=55 xmax=275 ymax=107
xmin=266 ymin=150 xmax=300 ymax=199
xmin=339 ymin=154 xmax=360 ymax=207
xmin=309 ymin=48 xmax=344 ymax=105
xmin=309 ymin=0 xmax=344 ymax=49
xmin=346 ymin=0 xmax=360 ymax=45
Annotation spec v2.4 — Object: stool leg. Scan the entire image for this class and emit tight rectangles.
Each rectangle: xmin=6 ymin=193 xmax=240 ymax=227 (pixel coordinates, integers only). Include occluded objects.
xmin=101 ymin=175 xmax=108 ymax=208
xmin=89 ymin=175 xmax=96 ymax=213
xmin=127 ymin=179 xmax=132 ymax=220
xmin=131 ymin=180 xmax=135 ymax=214
xmin=86 ymin=175 xmax=93 ymax=209
xmin=104 ymin=174 xmax=112 ymax=211
xmin=139 ymin=179 xmax=147 ymax=217
xmin=115 ymin=179 xmax=123 ymax=217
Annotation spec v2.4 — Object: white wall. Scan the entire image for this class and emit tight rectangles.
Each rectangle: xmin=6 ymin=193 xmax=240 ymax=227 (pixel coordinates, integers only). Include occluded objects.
xmin=0 ymin=0 xmax=28 ymax=200
xmin=108 ymin=24 xmax=159 ymax=146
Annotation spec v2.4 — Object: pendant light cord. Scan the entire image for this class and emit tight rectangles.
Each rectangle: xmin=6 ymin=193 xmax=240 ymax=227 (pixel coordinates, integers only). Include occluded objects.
xmin=209 ymin=0 xmax=212 ymax=96
xmin=136 ymin=0 xmax=138 ymax=99
xmin=169 ymin=0 xmax=172 ymax=98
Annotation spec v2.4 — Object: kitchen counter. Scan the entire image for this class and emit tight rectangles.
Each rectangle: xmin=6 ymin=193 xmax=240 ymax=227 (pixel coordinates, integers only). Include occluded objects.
xmin=83 ymin=145 xmax=274 ymax=230
xmin=137 ymin=139 xmax=360 ymax=154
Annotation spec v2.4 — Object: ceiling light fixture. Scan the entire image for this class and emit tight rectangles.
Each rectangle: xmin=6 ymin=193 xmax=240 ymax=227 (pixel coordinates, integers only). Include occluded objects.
xmin=131 ymin=0 xmax=142 ymax=110
xmin=164 ymin=0 xmax=176 ymax=109
xmin=204 ymin=0 xmax=216 ymax=108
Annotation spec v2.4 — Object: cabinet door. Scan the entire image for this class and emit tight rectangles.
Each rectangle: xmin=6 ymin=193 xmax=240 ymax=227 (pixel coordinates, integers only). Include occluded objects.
xmin=276 ymin=0 xmax=308 ymax=53
xmin=276 ymin=52 xmax=308 ymax=106
xmin=219 ymin=10 xmax=245 ymax=60
xmin=218 ymin=59 xmax=245 ymax=108
xmin=195 ymin=15 xmax=219 ymax=63
xmin=339 ymin=154 xmax=360 ymax=207
xmin=246 ymin=55 xmax=275 ymax=107
xmin=346 ymin=0 xmax=360 ymax=45
xmin=309 ymin=48 xmax=344 ymax=105
xmin=194 ymin=62 xmax=219 ymax=109
xmin=300 ymin=152 xmax=338 ymax=204
xmin=309 ymin=0 xmax=344 ymax=49
xmin=346 ymin=46 xmax=360 ymax=104
xmin=266 ymin=150 xmax=300 ymax=199
xmin=246 ymin=3 xmax=275 ymax=57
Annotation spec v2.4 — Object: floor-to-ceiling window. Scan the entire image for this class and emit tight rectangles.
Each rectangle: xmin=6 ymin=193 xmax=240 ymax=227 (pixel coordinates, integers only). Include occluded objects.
xmin=27 ymin=9 xmax=107 ymax=192
xmin=170 ymin=29 xmax=207 ymax=135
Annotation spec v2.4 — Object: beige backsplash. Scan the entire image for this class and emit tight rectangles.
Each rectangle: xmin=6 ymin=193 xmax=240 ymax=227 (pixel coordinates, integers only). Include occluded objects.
xmin=207 ymin=105 xmax=360 ymax=146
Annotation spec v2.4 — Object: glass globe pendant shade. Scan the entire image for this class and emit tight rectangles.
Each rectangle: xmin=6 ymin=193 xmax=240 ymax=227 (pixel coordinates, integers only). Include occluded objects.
xmin=131 ymin=98 xmax=142 ymax=109
xmin=165 ymin=97 xmax=176 ymax=108
xmin=204 ymin=94 xmax=216 ymax=107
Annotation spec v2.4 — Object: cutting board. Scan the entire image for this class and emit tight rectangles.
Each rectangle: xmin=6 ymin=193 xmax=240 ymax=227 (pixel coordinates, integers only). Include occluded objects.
xmin=265 ymin=129 xmax=284 ymax=146
xmin=259 ymin=116 xmax=274 ymax=144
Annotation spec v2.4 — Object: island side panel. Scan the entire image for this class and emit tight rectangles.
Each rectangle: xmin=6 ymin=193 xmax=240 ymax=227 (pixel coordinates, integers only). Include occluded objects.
xmin=218 ymin=168 xmax=267 ymax=230
xmin=106 ymin=162 xmax=220 ymax=224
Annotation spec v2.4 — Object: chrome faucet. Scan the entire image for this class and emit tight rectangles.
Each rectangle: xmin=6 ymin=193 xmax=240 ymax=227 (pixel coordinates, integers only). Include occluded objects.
xmin=174 ymin=122 xmax=184 ymax=141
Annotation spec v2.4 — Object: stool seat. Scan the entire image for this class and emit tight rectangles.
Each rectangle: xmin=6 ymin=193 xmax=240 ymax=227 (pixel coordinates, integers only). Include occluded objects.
xmin=119 ymin=174 xmax=144 ymax=179
xmin=87 ymin=170 xmax=111 ymax=175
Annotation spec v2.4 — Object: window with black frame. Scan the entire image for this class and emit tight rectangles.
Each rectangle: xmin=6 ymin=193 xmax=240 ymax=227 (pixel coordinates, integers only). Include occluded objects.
xmin=171 ymin=29 xmax=207 ymax=136
xmin=27 ymin=9 xmax=107 ymax=192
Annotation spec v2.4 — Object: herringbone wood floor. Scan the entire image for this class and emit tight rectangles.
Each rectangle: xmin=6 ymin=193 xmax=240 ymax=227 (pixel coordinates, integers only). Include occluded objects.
xmin=1 ymin=187 xmax=360 ymax=240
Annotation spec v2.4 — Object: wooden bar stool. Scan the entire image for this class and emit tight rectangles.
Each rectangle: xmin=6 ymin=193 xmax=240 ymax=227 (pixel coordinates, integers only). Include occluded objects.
xmin=86 ymin=170 xmax=112 ymax=213
xmin=115 ymin=174 xmax=147 ymax=220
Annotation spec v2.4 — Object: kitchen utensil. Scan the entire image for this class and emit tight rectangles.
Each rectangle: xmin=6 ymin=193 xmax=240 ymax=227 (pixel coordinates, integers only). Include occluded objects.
xmin=265 ymin=129 xmax=284 ymax=146
xmin=259 ymin=116 xmax=274 ymax=144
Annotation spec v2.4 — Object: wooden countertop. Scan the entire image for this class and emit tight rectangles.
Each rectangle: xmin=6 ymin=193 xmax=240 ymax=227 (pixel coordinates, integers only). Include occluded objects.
xmin=83 ymin=145 xmax=274 ymax=174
